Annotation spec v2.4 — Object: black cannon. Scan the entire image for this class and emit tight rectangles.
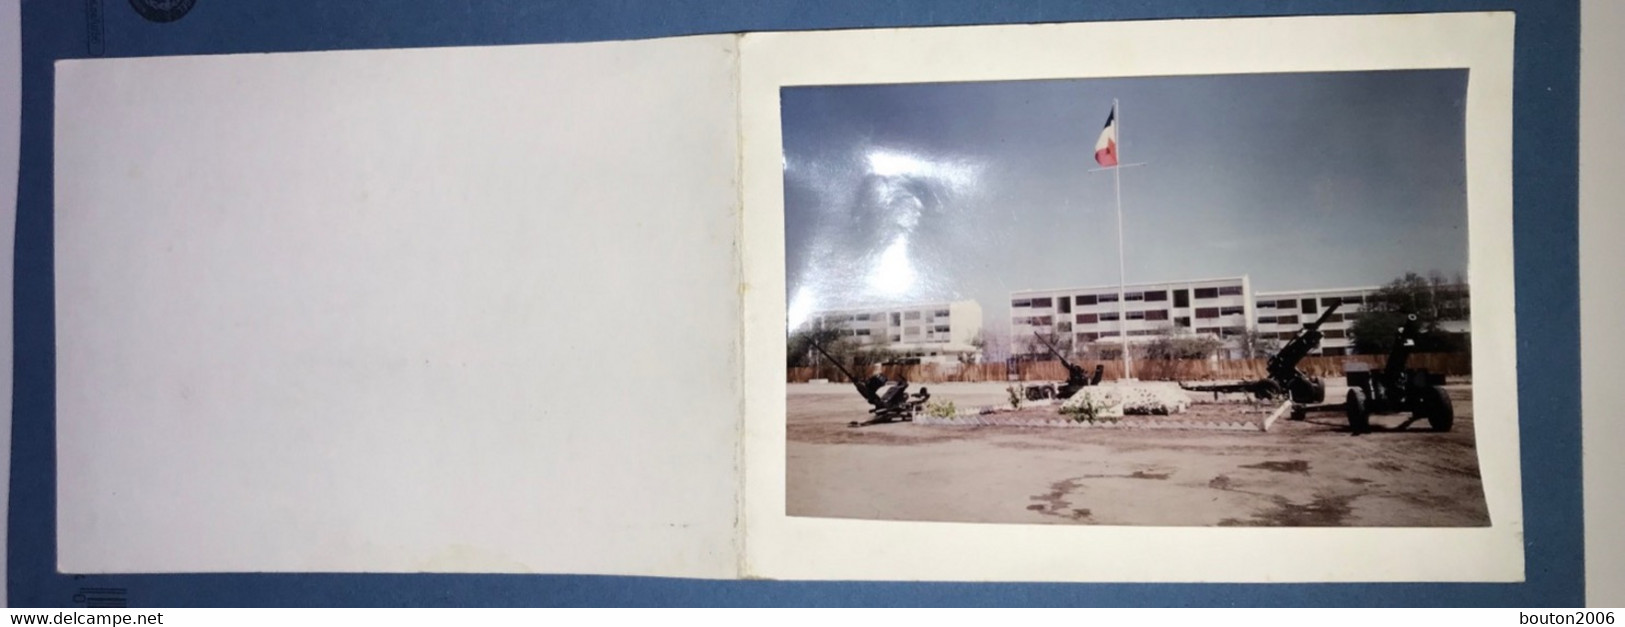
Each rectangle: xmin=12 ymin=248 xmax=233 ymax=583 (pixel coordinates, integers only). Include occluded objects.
xmin=809 ymin=340 xmax=930 ymax=427
xmin=1344 ymin=314 xmax=1454 ymax=434
xmin=1023 ymin=332 xmax=1104 ymax=401
xmin=1180 ymin=302 xmax=1343 ymax=416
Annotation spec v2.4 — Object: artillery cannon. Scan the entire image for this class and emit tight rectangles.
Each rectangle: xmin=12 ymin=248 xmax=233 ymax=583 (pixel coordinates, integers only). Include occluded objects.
xmin=1022 ymin=332 xmax=1104 ymax=401
xmin=809 ymin=340 xmax=930 ymax=427
xmin=1344 ymin=314 xmax=1454 ymax=434
xmin=1179 ymin=302 xmax=1343 ymax=417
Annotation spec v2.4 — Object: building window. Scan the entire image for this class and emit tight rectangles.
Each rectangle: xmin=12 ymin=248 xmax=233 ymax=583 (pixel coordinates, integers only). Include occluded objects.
xmin=1126 ymin=311 xmax=1146 ymax=320
xmin=854 ymin=313 xmax=870 ymax=321
xmin=904 ymin=326 xmax=921 ymax=335
xmin=1031 ymin=297 xmax=1053 ymax=308
xmin=1129 ymin=329 xmax=1159 ymax=336
xmin=1125 ymin=292 xmax=1144 ymax=301
xmin=1323 ymin=329 xmax=1346 ymax=339
xmin=1220 ymin=306 xmax=1244 ymax=316
xmin=1256 ymin=300 xmax=1276 ymax=309
xmin=1077 ymin=313 xmax=1098 ymax=324
xmin=1012 ymin=299 xmax=1031 ymax=308
xmin=1322 ymin=347 xmax=1347 ymax=356
xmin=1277 ymin=331 xmax=1297 ymax=340
xmin=1143 ymin=290 xmax=1168 ymax=302
xmin=1300 ymin=299 xmax=1318 ymax=315
xmin=1277 ymin=315 xmax=1301 ymax=325
xmin=1144 ymin=309 xmax=1169 ymax=321
xmin=1175 ymin=316 xmax=1191 ymax=328
xmin=1195 ymin=307 xmax=1220 ymax=319
xmin=1075 ymin=294 xmax=1097 ymax=306
xmin=1321 ymin=297 xmax=1342 ymax=307
xmin=855 ymin=329 xmax=871 ymax=336
xmin=1097 ymin=293 xmax=1119 ymax=303
xmin=934 ymin=325 xmax=950 ymax=333
xmin=1258 ymin=315 xmax=1278 ymax=324
xmin=891 ymin=313 xmax=902 ymax=326
xmin=1218 ymin=285 xmax=1244 ymax=296
xmin=935 ymin=309 xmax=950 ymax=317
xmin=905 ymin=311 xmax=922 ymax=320
xmin=889 ymin=335 xmax=900 ymax=342
xmin=1057 ymin=321 xmax=1073 ymax=333
xmin=1098 ymin=331 xmax=1120 ymax=338
xmin=1099 ymin=312 xmax=1120 ymax=321
xmin=1032 ymin=315 xmax=1053 ymax=325
xmin=1275 ymin=299 xmax=1296 ymax=309
xmin=1323 ymin=313 xmax=1344 ymax=323
xmin=1080 ymin=332 xmax=1100 ymax=342
xmin=1194 ymin=287 xmax=1219 ymax=299
xmin=1057 ymin=299 xmax=1072 ymax=314
xmin=1174 ymin=289 xmax=1190 ymax=308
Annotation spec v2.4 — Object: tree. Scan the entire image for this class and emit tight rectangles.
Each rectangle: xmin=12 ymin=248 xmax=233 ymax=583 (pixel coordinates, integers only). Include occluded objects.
xmin=786 ymin=325 xmax=844 ymax=368
xmin=1349 ymin=271 xmax=1471 ymax=354
xmin=958 ymin=330 xmax=989 ymax=365
xmin=977 ymin=327 xmax=1011 ymax=363
xmin=1137 ymin=326 xmax=1225 ymax=380
xmin=1237 ymin=328 xmax=1282 ymax=359
xmin=1142 ymin=326 xmax=1224 ymax=361
xmin=1026 ymin=330 xmax=1074 ymax=361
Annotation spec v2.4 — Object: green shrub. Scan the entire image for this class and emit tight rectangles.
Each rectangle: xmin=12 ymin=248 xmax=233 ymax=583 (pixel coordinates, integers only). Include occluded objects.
xmin=925 ymin=400 xmax=958 ymax=420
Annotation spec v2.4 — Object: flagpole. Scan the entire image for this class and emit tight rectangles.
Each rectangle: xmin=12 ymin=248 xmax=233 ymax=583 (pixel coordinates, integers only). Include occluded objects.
xmin=1113 ymin=98 xmax=1132 ymax=380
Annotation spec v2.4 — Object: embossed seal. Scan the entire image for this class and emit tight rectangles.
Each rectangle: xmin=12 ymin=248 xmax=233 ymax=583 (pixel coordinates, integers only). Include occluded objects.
xmin=129 ymin=0 xmax=196 ymax=23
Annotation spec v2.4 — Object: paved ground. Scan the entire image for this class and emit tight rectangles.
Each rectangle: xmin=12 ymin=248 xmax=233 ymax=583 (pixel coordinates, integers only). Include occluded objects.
xmin=786 ymin=381 xmax=1488 ymax=527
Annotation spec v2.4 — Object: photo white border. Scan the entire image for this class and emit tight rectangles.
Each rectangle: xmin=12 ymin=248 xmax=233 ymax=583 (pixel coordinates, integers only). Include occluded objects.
xmin=739 ymin=12 xmax=1522 ymax=582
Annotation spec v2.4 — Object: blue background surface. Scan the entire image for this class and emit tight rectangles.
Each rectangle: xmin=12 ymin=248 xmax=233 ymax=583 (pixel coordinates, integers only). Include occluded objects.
xmin=9 ymin=0 xmax=1581 ymax=607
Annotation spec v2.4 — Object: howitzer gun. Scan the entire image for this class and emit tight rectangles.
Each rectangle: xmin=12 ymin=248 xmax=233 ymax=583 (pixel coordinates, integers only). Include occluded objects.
xmin=1179 ymin=302 xmax=1343 ymax=413
xmin=1343 ymin=313 xmax=1453 ymax=434
xmin=809 ymin=340 xmax=929 ymax=427
xmin=1023 ymin=332 xmax=1105 ymax=401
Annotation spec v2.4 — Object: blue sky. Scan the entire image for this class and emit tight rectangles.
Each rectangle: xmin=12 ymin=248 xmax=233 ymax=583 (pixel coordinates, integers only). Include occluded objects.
xmin=782 ymin=70 xmax=1469 ymax=332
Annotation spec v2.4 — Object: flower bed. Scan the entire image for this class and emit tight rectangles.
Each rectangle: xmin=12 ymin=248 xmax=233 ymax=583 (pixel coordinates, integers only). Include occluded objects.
xmin=914 ymin=383 xmax=1268 ymax=431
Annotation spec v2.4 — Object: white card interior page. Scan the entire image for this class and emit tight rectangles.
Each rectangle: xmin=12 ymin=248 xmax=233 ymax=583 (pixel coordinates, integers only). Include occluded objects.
xmin=55 ymin=34 xmax=744 ymax=576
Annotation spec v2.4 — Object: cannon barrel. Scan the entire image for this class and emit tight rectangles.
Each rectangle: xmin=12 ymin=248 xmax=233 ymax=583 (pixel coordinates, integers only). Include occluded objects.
xmin=1032 ymin=332 xmax=1076 ymax=370
xmin=809 ymin=340 xmax=885 ymax=407
xmin=1382 ymin=314 xmax=1423 ymax=380
xmin=1266 ymin=301 xmax=1343 ymax=378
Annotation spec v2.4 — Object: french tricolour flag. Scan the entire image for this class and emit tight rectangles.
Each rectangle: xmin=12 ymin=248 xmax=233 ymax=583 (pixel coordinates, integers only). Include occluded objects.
xmin=1094 ymin=106 xmax=1118 ymax=167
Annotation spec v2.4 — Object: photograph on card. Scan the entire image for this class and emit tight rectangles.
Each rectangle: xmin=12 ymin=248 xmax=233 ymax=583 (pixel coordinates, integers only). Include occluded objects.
xmin=781 ymin=70 xmax=1480 ymax=527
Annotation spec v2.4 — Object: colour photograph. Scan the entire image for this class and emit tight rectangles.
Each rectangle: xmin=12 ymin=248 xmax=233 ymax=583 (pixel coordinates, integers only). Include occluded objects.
xmin=782 ymin=70 xmax=1481 ymax=527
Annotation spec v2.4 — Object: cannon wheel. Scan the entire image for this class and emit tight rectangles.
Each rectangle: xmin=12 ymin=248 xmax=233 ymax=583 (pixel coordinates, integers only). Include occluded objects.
xmin=1422 ymin=386 xmax=1454 ymax=432
xmin=1346 ymin=388 xmax=1370 ymax=434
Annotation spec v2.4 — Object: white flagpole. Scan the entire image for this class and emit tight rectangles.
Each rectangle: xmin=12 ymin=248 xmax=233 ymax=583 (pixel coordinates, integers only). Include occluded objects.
xmin=1112 ymin=98 xmax=1132 ymax=380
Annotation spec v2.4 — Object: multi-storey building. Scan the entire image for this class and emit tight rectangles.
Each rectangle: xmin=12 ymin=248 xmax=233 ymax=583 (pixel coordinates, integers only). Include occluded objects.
xmin=1255 ymin=284 xmax=1471 ymax=355
xmin=1009 ymin=276 xmax=1255 ymax=358
xmin=1252 ymin=287 xmax=1377 ymax=356
xmin=1011 ymin=277 xmax=1470 ymax=360
xmin=806 ymin=300 xmax=984 ymax=365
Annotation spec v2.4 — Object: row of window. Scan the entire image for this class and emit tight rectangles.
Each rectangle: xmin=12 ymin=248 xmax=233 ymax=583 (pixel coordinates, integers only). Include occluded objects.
xmin=1013 ymin=285 xmax=1245 ymax=310
xmin=819 ymin=309 xmax=952 ymax=325
xmin=1255 ymin=295 xmax=1368 ymax=315
xmin=1256 ymin=312 xmax=1360 ymax=325
xmin=1021 ymin=310 xmax=1368 ymax=329
xmin=1261 ymin=328 xmax=1348 ymax=340
xmin=876 ymin=335 xmax=952 ymax=344
xmin=1193 ymin=326 xmax=1247 ymax=337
